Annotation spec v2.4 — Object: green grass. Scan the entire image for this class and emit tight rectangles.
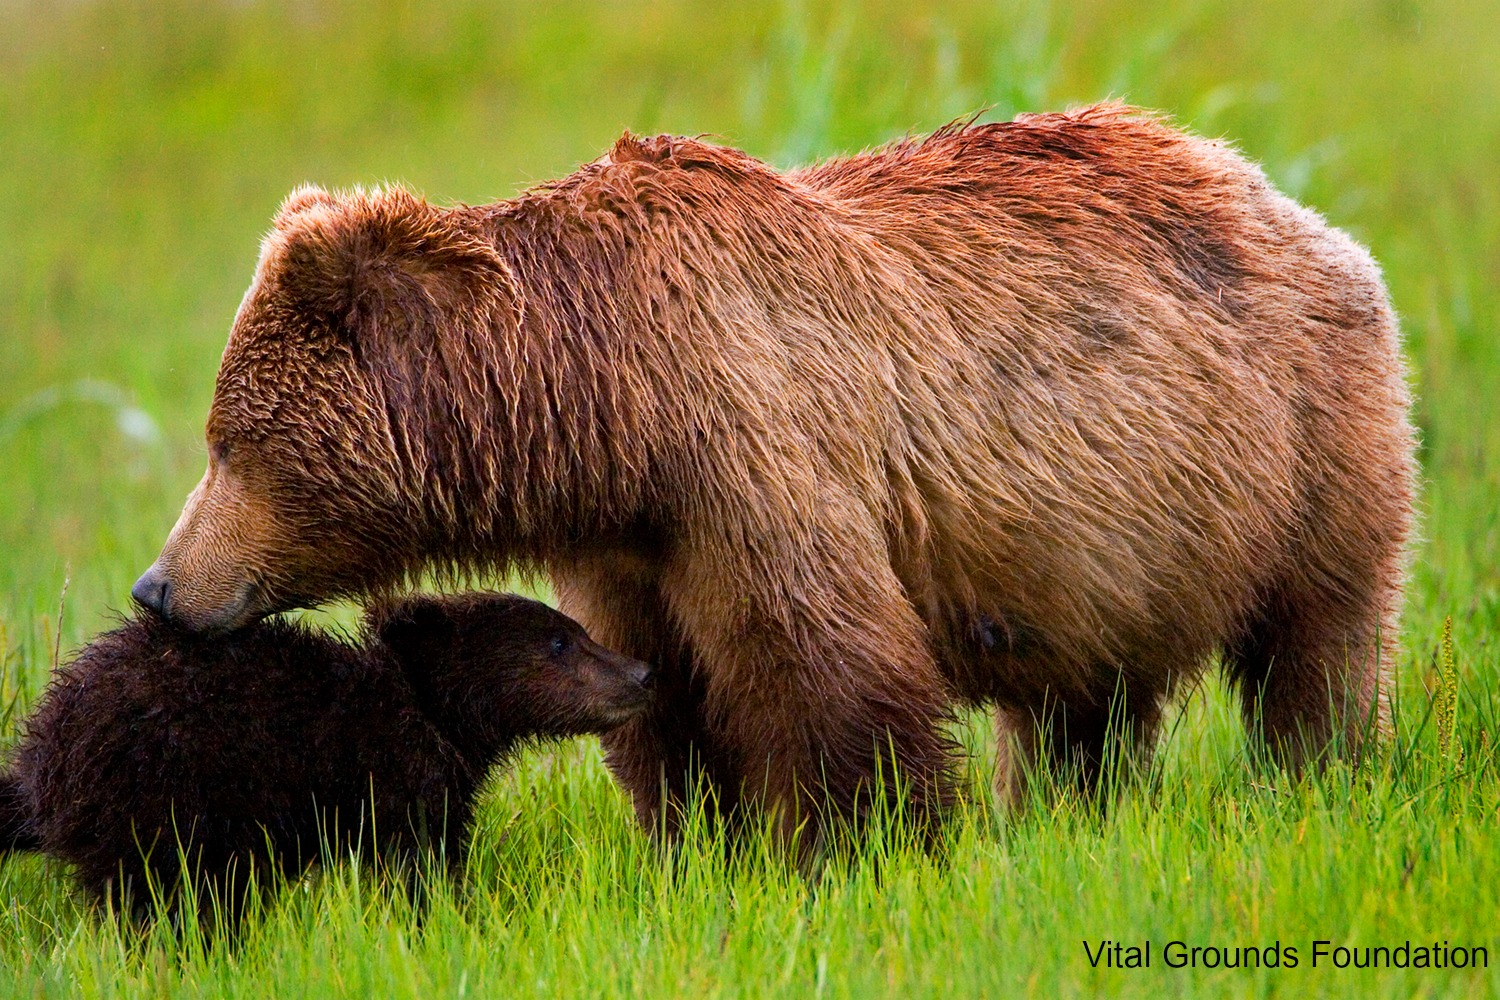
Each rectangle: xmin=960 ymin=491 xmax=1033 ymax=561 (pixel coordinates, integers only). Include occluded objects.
xmin=3 ymin=0 xmax=1499 ymax=995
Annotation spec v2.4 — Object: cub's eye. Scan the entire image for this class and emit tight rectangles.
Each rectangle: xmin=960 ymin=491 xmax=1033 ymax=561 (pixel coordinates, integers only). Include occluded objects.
xmin=209 ymin=440 xmax=232 ymax=465
xmin=550 ymin=635 xmax=569 ymax=657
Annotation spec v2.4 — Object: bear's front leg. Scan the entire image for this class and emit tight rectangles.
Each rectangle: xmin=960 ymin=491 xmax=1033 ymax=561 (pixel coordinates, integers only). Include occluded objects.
xmin=553 ymin=553 xmax=740 ymax=839
xmin=663 ymin=528 xmax=957 ymax=853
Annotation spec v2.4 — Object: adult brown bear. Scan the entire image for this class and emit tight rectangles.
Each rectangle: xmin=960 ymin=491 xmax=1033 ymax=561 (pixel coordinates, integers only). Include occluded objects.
xmin=133 ymin=105 xmax=1415 ymax=843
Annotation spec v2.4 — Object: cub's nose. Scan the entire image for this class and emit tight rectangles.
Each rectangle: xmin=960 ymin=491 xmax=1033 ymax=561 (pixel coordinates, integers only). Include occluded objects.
xmin=131 ymin=565 xmax=172 ymax=618
xmin=629 ymin=659 xmax=654 ymax=691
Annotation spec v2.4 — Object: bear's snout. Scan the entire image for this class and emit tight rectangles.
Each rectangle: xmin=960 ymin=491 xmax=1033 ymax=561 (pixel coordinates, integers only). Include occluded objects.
xmin=130 ymin=565 xmax=171 ymax=618
xmin=137 ymin=462 xmax=295 ymax=634
xmin=128 ymin=560 xmax=261 ymax=635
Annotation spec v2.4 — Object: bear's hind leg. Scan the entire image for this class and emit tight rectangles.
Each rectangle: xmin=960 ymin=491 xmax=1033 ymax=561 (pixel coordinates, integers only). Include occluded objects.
xmin=1224 ymin=574 xmax=1396 ymax=768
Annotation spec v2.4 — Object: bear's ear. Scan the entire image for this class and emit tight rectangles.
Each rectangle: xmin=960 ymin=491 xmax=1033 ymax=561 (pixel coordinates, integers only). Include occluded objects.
xmin=263 ymin=184 xmax=521 ymax=332
xmin=274 ymin=184 xmax=337 ymax=227
xmin=261 ymin=186 xmax=523 ymax=483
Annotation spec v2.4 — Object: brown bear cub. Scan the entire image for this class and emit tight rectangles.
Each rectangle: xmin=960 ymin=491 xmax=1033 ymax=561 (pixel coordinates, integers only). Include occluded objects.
xmin=0 ymin=593 xmax=651 ymax=921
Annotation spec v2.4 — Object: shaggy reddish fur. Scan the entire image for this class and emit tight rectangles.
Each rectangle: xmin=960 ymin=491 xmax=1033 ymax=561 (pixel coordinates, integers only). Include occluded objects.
xmin=0 ymin=594 xmax=650 ymax=919
xmin=134 ymin=104 xmax=1415 ymax=842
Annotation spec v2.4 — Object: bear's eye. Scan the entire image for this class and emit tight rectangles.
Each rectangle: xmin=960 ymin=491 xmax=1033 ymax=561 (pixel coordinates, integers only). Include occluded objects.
xmin=209 ymin=439 xmax=232 ymax=466
xmin=550 ymin=634 xmax=569 ymax=657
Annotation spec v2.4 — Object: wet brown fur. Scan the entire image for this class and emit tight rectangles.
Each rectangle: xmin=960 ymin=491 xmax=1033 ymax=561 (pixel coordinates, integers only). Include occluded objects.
xmin=141 ymin=105 xmax=1416 ymax=841
xmin=0 ymin=594 xmax=651 ymax=920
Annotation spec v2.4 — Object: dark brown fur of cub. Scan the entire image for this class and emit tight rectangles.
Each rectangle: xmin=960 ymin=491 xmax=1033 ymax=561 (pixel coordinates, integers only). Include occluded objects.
xmin=0 ymin=594 xmax=650 ymax=919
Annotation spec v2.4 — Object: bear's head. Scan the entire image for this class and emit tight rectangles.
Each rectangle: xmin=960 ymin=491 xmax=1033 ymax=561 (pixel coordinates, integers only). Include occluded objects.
xmin=132 ymin=186 xmax=523 ymax=633
xmin=374 ymin=592 xmax=654 ymax=759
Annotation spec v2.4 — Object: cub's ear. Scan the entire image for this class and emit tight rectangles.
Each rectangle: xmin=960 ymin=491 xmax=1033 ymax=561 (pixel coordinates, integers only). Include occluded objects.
xmin=259 ymin=184 xmax=520 ymax=330
xmin=371 ymin=597 xmax=458 ymax=670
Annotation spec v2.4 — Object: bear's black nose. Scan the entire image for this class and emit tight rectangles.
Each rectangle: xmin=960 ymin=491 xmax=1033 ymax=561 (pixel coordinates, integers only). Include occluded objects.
xmin=131 ymin=566 xmax=172 ymax=618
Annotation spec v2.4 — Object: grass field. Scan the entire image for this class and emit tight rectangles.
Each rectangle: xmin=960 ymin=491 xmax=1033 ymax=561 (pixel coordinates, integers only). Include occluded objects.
xmin=3 ymin=1 xmax=1498 ymax=996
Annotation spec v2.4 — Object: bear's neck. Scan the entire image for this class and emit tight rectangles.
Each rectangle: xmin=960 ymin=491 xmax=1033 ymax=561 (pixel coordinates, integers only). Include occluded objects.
xmin=417 ymin=202 xmax=681 ymax=570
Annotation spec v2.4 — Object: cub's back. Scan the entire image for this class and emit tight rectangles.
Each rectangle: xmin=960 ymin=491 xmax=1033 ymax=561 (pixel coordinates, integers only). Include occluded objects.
xmin=15 ymin=617 xmax=392 ymax=873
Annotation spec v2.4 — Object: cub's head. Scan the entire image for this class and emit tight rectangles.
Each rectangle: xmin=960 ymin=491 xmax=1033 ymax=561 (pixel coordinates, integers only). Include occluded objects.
xmin=373 ymin=592 xmax=653 ymax=759
xmin=133 ymin=185 xmax=521 ymax=633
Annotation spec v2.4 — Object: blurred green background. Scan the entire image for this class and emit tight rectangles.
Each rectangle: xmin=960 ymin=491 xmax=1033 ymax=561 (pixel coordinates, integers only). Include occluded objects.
xmin=3 ymin=2 xmax=1499 ymax=996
